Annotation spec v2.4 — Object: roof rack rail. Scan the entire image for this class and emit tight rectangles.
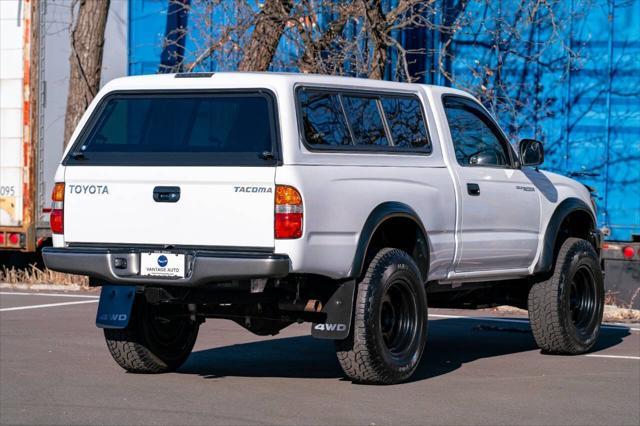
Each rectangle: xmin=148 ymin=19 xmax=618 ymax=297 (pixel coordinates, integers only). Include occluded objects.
xmin=175 ymin=72 xmax=215 ymax=78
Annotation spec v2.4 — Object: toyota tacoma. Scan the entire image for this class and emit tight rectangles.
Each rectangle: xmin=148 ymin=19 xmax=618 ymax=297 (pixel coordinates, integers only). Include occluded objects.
xmin=43 ymin=72 xmax=604 ymax=384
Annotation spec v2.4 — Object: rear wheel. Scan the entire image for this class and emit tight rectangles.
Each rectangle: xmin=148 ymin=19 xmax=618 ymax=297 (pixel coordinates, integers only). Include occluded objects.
xmin=104 ymin=296 xmax=199 ymax=373
xmin=528 ymin=237 xmax=604 ymax=354
xmin=336 ymin=248 xmax=427 ymax=385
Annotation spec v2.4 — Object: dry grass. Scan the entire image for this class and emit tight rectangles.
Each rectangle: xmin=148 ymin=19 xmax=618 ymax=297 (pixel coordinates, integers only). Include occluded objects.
xmin=603 ymin=305 xmax=640 ymax=322
xmin=0 ymin=264 xmax=89 ymax=288
xmin=606 ymin=287 xmax=640 ymax=310
xmin=491 ymin=303 xmax=640 ymax=323
xmin=491 ymin=305 xmax=528 ymax=316
xmin=602 ymin=288 xmax=640 ymax=322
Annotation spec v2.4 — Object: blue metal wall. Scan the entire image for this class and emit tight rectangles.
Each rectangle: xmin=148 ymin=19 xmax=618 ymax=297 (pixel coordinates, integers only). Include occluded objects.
xmin=431 ymin=0 xmax=640 ymax=241
xmin=128 ymin=0 xmax=640 ymax=241
xmin=129 ymin=1 xmax=166 ymax=75
xmin=565 ymin=1 xmax=640 ymax=241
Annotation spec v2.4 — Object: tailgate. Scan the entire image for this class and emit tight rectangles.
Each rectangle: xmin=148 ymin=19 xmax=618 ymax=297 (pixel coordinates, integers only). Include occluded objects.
xmin=63 ymin=166 xmax=275 ymax=248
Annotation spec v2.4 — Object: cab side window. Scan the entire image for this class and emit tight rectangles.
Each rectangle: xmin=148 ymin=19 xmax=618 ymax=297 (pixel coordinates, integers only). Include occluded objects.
xmin=443 ymin=98 xmax=512 ymax=167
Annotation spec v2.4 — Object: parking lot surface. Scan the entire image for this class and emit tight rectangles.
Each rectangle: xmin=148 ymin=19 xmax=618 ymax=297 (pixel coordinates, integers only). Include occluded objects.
xmin=1 ymin=289 xmax=638 ymax=425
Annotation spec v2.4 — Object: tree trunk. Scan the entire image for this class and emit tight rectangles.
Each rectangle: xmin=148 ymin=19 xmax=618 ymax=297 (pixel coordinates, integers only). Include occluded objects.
xmin=238 ymin=0 xmax=293 ymax=72
xmin=26 ymin=0 xmax=42 ymax=250
xmin=364 ymin=1 xmax=388 ymax=80
xmin=63 ymin=0 xmax=110 ymax=147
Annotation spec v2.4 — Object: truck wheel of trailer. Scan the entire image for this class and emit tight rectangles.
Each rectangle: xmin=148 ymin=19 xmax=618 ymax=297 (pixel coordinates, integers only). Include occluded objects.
xmin=104 ymin=294 xmax=199 ymax=373
xmin=336 ymin=248 xmax=427 ymax=385
xmin=528 ymin=238 xmax=604 ymax=354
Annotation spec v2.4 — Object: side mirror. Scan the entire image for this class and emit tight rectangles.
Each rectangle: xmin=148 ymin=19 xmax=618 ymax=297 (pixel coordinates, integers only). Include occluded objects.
xmin=519 ymin=138 xmax=544 ymax=167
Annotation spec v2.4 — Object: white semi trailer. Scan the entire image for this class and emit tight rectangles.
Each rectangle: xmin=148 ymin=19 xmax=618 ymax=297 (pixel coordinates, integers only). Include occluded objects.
xmin=0 ymin=0 xmax=126 ymax=252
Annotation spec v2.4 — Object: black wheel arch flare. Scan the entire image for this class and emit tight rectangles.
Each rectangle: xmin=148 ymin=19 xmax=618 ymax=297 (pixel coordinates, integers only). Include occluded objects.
xmin=349 ymin=202 xmax=430 ymax=283
xmin=534 ymin=197 xmax=597 ymax=274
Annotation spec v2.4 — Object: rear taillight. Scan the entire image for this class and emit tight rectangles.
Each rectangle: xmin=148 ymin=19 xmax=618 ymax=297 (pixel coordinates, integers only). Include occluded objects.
xmin=50 ymin=209 xmax=64 ymax=234
xmin=622 ymin=246 xmax=635 ymax=259
xmin=8 ymin=233 xmax=20 ymax=246
xmin=50 ymin=183 xmax=65 ymax=234
xmin=0 ymin=232 xmax=22 ymax=247
xmin=275 ymin=185 xmax=303 ymax=239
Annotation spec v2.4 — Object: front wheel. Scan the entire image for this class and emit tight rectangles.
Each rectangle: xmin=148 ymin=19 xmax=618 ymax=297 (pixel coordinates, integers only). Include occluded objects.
xmin=104 ymin=296 xmax=199 ymax=373
xmin=336 ymin=248 xmax=427 ymax=385
xmin=528 ymin=237 xmax=604 ymax=354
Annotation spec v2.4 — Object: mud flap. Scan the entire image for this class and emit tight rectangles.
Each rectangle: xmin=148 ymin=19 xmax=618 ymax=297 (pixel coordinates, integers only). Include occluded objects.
xmin=311 ymin=280 xmax=356 ymax=340
xmin=96 ymin=286 xmax=136 ymax=329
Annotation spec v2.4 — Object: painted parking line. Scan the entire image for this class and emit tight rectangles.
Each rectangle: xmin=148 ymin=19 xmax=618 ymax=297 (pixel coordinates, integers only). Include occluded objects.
xmin=0 ymin=291 xmax=99 ymax=299
xmin=429 ymin=313 xmax=640 ymax=332
xmin=600 ymin=321 xmax=640 ymax=331
xmin=585 ymin=354 xmax=640 ymax=360
xmin=0 ymin=299 xmax=98 ymax=312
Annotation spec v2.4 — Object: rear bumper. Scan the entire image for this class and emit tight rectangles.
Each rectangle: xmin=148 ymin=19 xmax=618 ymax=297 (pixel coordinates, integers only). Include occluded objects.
xmin=42 ymin=246 xmax=290 ymax=286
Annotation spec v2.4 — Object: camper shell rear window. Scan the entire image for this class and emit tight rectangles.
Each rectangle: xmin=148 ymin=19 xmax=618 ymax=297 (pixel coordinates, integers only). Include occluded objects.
xmin=64 ymin=90 xmax=280 ymax=166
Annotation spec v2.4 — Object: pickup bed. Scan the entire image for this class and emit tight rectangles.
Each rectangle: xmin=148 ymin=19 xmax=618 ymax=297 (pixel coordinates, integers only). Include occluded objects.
xmin=43 ymin=72 xmax=604 ymax=384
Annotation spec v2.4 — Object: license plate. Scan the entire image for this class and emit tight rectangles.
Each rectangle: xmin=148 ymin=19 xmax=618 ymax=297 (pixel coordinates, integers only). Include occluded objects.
xmin=140 ymin=252 xmax=185 ymax=278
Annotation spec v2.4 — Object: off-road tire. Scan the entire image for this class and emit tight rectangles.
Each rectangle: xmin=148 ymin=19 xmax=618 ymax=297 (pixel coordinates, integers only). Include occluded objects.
xmin=104 ymin=296 xmax=199 ymax=373
xmin=528 ymin=237 xmax=604 ymax=354
xmin=336 ymin=248 xmax=427 ymax=385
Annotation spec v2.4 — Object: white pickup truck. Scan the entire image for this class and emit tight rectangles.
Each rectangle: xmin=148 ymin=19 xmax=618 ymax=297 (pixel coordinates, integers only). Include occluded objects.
xmin=43 ymin=72 xmax=604 ymax=385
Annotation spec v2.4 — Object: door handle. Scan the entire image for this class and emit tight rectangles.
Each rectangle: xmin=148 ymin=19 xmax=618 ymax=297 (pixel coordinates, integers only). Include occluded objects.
xmin=467 ymin=183 xmax=480 ymax=196
xmin=153 ymin=186 xmax=181 ymax=203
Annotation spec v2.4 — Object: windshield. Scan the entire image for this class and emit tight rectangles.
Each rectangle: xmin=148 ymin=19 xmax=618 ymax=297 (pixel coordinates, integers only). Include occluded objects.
xmin=66 ymin=91 xmax=278 ymax=166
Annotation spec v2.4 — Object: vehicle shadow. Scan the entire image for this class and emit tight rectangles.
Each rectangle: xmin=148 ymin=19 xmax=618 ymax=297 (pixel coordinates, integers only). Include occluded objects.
xmin=178 ymin=318 xmax=631 ymax=382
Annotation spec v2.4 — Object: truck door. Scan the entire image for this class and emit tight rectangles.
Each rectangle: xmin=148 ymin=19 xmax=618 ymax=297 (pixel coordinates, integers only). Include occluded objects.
xmin=442 ymin=96 xmax=541 ymax=272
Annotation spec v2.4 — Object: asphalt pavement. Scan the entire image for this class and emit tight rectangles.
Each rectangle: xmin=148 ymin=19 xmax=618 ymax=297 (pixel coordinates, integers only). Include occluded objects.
xmin=0 ymin=289 xmax=638 ymax=426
